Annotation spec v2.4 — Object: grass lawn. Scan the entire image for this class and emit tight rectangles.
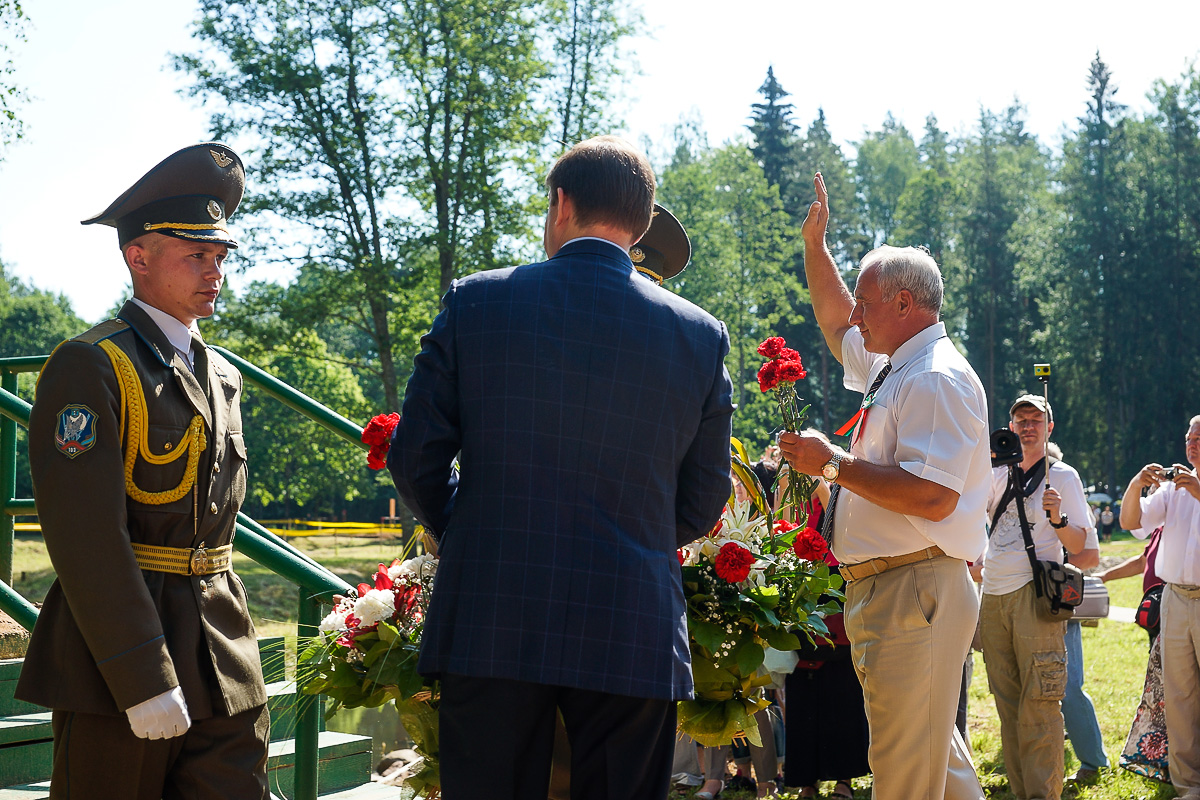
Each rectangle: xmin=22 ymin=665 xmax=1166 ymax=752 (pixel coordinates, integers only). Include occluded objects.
xmin=7 ymin=530 xmax=1179 ymax=798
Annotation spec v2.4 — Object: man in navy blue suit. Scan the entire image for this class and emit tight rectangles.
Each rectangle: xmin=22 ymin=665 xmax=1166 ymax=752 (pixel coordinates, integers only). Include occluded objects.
xmin=388 ymin=135 xmax=734 ymax=800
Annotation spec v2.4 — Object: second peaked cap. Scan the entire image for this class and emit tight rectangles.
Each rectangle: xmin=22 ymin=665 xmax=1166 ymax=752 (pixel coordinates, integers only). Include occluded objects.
xmin=81 ymin=142 xmax=245 ymax=249
xmin=630 ymin=204 xmax=691 ymax=284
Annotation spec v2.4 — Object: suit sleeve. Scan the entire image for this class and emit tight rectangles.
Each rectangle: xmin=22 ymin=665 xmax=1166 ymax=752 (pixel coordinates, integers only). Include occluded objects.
xmin=29 ymin=342 xmax=178 ymax=710
xmin=675 ymin=321 xmax=735 ymax=548
xmin=388 ymin=282 xmax=462 ymax=537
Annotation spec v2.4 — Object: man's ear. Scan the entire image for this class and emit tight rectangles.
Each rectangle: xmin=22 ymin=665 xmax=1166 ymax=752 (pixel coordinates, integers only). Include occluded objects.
xmin=124 ymin=243 xmax=150 ymax=278
xmin=552 ymin=187 xmax=574 ymax=229
xmin=895 ymin=288 xmax=914 ymax=318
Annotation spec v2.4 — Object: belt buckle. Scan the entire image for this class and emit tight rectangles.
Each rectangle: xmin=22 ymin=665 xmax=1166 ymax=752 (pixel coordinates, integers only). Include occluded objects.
xmin=190 ymin=547 xmax=209 ymax=575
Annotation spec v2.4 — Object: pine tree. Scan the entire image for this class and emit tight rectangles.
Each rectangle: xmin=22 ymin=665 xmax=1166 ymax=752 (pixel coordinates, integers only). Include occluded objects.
xmin=748 ymin=66 xmax=798 ymax=195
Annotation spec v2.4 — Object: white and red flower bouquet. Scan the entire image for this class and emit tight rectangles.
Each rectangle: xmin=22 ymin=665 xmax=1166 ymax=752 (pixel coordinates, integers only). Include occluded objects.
xmin=302 ymin=551 xmax=441 ymax=797
xmin=677 ymin=490 xmax=842 ymax=747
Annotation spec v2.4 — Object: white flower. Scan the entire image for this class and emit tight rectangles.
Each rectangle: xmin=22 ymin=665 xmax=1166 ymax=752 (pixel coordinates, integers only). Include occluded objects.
xmin=720 ymin=499 xmax=769 ymax=543
xmin=389 ymin=554 xmax=438 ymax=583
xmin=318 ymin=608 xmax=347 ymax=633
xmin=353 ymin=588 xmax=396 ymax=628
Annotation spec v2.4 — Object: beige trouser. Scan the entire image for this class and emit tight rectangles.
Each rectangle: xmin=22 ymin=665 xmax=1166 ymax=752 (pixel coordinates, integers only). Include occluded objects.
xmin=844 ymin=555 xmax=984 ymax=800
xmin=1162 ymin=583 xmax=1200 ymax=796
xmin=979 ymin=581 xmax=1067 ymax=800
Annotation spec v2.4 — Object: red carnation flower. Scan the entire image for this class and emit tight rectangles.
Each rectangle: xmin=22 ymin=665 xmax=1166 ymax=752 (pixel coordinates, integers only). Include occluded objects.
xmin=714 ymin=542 xmax=756 ymax=583
xmin=678 ymin=549 xmax=685 ymax=566
xmin=777 ymin=359 xmax=808 ymax=382
xmin=792 ymin=526 xmax=829 ymax=561
xmin=757 ymin=337 xmax=786 ymax=358
xmin=778 ymin=347 xmax=801 ymax=362
xmin=757 ymin=360 xmax=781 ymax=392
xmin=773 ymin=518 xmax=798 ymax=535
xmin=362 ymin=412 xmax=400 ymax=445
xmin=366 ymin=441 xmax=390 ymax=471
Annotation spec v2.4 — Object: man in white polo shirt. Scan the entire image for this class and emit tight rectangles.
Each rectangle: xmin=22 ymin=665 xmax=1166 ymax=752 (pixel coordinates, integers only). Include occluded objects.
xmin=778 ymin=173 xmax=989 ymax=800
xmin=1121 ymin=415 xmax=1200 ymax=800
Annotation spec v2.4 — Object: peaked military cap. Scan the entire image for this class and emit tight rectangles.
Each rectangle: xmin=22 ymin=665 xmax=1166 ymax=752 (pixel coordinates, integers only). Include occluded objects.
xmin=81 ymin=142 xmax=245 ymax=249
xmin=630 ymin=204 xmax=690 ymax=284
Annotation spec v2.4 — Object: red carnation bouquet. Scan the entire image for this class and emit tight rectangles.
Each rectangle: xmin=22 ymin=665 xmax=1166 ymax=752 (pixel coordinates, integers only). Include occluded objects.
xmin=362 ymin=412 xmax=400 ymax=470
xmin=756 ymin=336 xmax=817 ymax=525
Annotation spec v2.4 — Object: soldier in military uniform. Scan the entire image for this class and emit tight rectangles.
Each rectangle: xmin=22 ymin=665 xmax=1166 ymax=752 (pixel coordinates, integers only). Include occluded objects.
xmin=16 ymin=143 xmax=270 ymax=799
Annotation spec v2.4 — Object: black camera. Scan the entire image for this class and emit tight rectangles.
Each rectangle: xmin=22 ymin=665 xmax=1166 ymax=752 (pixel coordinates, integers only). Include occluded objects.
xmin=1162 ymin=467 xmax=1178 ymax=481
xmin=991 ymin=428 xmax=1022 ymax=468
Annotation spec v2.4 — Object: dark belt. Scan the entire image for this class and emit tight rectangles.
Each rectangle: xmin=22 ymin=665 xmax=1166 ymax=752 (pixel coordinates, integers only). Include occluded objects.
xmin=839 ymin=545 xmax=947 ymax=582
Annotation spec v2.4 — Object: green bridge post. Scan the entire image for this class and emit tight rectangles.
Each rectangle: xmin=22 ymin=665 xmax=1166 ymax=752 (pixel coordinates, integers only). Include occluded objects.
xmin=0 ymin=370 xmax=17 ymax=586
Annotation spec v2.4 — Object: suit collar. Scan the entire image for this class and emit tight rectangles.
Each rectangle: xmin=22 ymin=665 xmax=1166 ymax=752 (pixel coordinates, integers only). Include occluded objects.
xmin=117 ymin=300 xmax=214 ymax=433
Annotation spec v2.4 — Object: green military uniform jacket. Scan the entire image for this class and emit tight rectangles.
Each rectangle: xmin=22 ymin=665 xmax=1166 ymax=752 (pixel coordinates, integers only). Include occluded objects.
xmin=16 ymin=301 xmax=267 ymax=718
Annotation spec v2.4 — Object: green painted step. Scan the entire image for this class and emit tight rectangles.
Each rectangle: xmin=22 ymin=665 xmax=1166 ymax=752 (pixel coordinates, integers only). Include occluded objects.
xmin=266 ymin=679 xmax=326 ymax=742
xmin=267 ymin=730 xmax=374 ymax=800
xmin=0 ymin=661 xmax=42 ymax=718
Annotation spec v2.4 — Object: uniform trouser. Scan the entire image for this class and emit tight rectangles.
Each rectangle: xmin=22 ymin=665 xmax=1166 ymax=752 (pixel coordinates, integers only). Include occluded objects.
xmin=843 ymin=555 xmax=984 ymax=800
xmin=1062 ymin=620 xmax=1108 ymax=771
xmin=980 ymin=581 xmax=1067 ymax=800
xmin=50 ymin=704 xmax=270 ymax=800
xmin=1162 ymin=583 xmax=1200 ymax=796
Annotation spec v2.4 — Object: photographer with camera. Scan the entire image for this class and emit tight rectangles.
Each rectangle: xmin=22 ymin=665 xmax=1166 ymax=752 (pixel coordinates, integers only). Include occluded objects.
xmin=1120 ymin=416 xmax=1200 ymax=800
xmin=974 ymin=394 xmax=1090 ymax=800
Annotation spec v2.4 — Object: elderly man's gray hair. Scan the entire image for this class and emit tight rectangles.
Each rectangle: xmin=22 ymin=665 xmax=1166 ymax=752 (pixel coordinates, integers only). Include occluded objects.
xmin=861 ymin=245 xmax=944 ymax=314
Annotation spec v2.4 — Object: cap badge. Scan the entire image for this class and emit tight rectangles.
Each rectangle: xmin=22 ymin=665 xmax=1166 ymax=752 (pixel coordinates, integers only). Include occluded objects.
xmin=207 ymin=200 xmax=223 ymax=221
xmin=630 ymin=247 xmax=645 ymax=263
xmin=210 ymin=150 xmax=234 ymax=169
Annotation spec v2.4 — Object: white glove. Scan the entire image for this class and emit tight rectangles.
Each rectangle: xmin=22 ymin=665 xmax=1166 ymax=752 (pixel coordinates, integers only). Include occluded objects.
xmin=125 ymin=686 xmax=191 ymax=740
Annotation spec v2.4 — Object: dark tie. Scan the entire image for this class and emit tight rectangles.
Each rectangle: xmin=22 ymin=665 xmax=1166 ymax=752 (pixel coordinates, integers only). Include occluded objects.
xmin=191 ymin=335 xmax=211 ymax=401
xmin=820 ymin=362 xmax=892 ymax=545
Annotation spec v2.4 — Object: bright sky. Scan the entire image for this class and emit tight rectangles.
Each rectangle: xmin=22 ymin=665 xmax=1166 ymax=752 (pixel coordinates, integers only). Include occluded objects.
xmin=2 ymin=0 xmax=1199 ymax=323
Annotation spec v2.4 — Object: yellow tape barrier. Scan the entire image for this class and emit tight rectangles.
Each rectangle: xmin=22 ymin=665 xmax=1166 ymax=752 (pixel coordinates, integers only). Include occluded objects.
xmin=14 ymin=520 xmax=412 ymax=538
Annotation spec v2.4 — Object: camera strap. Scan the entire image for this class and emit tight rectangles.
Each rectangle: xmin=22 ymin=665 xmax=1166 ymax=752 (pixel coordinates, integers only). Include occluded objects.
xmin=989 ymin=459 xmax=1045 ymax=533
xmin=990 ymin=458 xmax=1056 ymax=597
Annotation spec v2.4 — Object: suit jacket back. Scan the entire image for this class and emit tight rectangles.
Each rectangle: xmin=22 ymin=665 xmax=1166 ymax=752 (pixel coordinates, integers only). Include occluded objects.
xmin=389 ymin=239 xmax=734 ymax=700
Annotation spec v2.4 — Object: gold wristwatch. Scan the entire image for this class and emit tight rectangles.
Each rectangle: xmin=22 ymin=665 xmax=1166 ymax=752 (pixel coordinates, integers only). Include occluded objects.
xmin=821 ymin=453 xmax=844 ymax=482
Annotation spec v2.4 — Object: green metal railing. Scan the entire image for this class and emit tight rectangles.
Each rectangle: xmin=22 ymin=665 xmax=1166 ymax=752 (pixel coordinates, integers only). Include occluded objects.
xmin=0 ymin=350 xmax=372 ymax=800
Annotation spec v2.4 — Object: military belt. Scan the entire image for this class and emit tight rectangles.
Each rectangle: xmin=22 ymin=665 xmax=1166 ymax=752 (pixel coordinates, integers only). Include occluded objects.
xmin=838 ymin=545 xmax=947 ymax=582
xmin=131 ymin=543 xmax=232 ymax=576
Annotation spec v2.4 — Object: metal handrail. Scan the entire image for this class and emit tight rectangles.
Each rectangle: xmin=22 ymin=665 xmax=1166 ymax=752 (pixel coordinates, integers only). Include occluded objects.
xmin=0 ymin=351 xmax=381 ymax=800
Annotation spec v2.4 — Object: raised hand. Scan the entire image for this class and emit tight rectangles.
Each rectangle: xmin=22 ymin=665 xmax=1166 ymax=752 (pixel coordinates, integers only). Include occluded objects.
xmin=800 ymin=172 xmax=830 ymax=244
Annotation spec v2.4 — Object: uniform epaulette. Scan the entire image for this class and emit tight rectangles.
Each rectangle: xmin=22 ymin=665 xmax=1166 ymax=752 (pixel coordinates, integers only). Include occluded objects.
xmin=72 ymin=318 xmax=131 ymax=345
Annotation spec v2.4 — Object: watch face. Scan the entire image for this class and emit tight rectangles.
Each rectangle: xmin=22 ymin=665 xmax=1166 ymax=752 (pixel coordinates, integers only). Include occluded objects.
xmin=822 ymin=462 xmax=839 ymax=481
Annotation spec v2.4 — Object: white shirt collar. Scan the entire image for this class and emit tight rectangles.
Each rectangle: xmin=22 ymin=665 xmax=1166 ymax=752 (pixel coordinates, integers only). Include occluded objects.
xmin=889 ymin=321 xmax=947 ymax=370
xmin=561 ymin=236 xmax=628 ymax=255
xmin=129 ymin=297 xmax=201 ymax=363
